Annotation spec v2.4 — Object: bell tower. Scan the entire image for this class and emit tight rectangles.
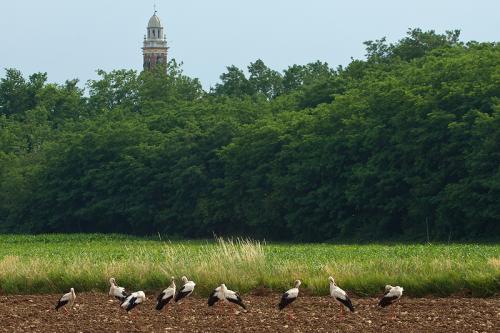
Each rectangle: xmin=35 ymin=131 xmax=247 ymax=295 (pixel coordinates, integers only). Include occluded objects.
xmin=142 ymin=10 xmax=168 ymax=71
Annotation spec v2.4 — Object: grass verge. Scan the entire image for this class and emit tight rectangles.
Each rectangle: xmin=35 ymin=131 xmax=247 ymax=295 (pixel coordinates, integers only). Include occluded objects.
xmin=0 ymin=234 xmax=498 ymax=296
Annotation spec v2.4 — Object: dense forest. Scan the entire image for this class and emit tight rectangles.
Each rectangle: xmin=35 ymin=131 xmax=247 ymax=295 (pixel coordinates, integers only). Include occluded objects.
xmin=1 ymin=29 xmax=499 ymax=241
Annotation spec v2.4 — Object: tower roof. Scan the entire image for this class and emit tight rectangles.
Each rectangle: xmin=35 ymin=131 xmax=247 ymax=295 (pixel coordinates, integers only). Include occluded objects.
xmin=148 ymin=13 xmax=162 ymax=28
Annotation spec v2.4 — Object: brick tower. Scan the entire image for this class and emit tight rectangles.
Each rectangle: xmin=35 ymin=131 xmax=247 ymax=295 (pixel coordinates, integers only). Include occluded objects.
xmin=142 ymin=10 xmax=168 ymax=71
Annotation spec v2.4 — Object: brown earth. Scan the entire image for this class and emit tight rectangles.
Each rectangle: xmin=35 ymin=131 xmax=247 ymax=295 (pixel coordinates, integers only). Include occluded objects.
xmin=0 ymin=293 xmax=498 ymax=333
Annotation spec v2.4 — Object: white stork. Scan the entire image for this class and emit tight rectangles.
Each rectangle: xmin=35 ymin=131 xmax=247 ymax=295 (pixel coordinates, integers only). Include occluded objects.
xmin=121 ymin=291 xmax=147 ymax=312
xmin=174 ymin=276 xmax=196 ymax=303
xmin=109 ymin=277 xmax=128 ymax=302
xmin=328 ymin=276 xmax=354 ymax=319
xmin=55 ymin=288 xmax=76 ymax=312
xmin=208 ymin=283 xmax=246 ymax=313
xmin=378 ymin=285 xmax=404 ymax=319
xmin=278 ymin=279 xmax=301 ymax=319
xmin=156 ymin=276 xmax=176 ymax=311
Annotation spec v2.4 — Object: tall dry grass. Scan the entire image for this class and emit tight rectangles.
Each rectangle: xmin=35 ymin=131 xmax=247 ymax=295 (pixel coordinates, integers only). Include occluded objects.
xmin=0 ymin=235 xmax=498 ymax=296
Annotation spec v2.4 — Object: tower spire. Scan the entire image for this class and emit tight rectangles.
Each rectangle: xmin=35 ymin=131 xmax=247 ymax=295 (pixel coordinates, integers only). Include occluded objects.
xmin=142 ymin=9 xmax=168 ymax=71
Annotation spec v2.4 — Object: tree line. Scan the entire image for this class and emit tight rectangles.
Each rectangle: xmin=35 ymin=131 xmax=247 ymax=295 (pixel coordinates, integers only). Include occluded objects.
xmin=1 ymin=29 xmax=499 ymax=241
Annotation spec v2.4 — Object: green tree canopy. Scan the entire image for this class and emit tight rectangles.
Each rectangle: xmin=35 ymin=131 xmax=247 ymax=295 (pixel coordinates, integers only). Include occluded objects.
xmin=1 ymin=31 xmax=499 ymax=241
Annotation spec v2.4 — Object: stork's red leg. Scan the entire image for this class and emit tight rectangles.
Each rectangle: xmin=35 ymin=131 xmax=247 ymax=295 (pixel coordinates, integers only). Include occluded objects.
xmin=339 ymin=303 xmax=345 ymax=321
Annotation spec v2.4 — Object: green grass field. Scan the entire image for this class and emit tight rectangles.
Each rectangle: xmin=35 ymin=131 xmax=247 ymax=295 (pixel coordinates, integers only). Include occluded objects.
xmin=0 ymin=234 xmax=498 ymax=297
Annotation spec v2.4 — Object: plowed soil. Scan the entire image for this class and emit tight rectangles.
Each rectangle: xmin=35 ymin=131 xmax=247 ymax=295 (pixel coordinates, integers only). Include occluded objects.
xmin=0 ymin=293 xmax=498 ymax=332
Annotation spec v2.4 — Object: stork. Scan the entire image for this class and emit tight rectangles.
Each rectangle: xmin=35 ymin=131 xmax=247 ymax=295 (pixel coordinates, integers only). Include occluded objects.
xmin=55 ymin=288 xmax=76 ymax=313
xmin=121 ymin=291 xmax=147 ymax=312
xmin=156 ymin=277 xmax=176 ymax=311
xmin=208 ymin=283 xmax=246 ymax=314
xmin=174 ymin=276 xmax=196 ymax=304
xmin=378 ymin=285 xmax=404 ymax=319
xmin=278 ymin=280 xmax=301 ymax=320
xmin=328 ymin=276 xmax=354 ymax=320
xmin=109 ymin=277 xmax=128 ymax=302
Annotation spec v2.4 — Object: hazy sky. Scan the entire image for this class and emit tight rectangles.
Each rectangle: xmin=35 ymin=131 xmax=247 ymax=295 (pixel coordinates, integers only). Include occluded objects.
xmin=1 ymin=0 xmax=499 ymax=89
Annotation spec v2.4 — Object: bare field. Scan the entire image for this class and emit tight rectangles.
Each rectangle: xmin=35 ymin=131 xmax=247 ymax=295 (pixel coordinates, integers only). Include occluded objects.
xmin=0 ymin=293 xmax=498 ymax=333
